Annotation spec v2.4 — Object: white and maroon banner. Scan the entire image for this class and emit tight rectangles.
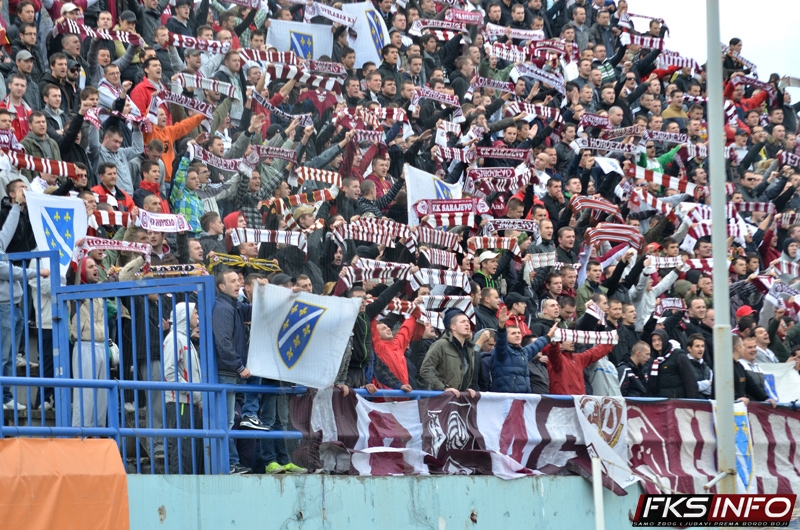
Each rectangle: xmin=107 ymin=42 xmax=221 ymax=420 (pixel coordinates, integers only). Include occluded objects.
xmin=412 ymin=198 xmax=490 ymax=218
xmin=298 ymin=392 xmax=800 ymax=496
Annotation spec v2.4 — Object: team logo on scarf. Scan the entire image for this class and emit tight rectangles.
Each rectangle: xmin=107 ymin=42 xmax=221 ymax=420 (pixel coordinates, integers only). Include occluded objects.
xmin=366 ymin=10 xmax=385 ymax=53
xmin=277 ymin=301 xmax=326 ymax=368
xmin=290 ymin=32 xmax=314 ymax=59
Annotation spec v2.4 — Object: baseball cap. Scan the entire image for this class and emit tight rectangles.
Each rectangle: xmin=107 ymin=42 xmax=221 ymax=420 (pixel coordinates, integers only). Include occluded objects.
xmin=60 ymin=2 xmax=80 ymax=14
xmin=185 ymin=48 xmax=203 ymax=57
xmin=735 ymin=128 xmax=749 ymax=137
xmin=15 ymin=50 xmax=33 ymax=62
xmin=476 ymin=250 xmax=500 ymax=264
xmin=67 ymin=59 xmax=80 ymax=71
xmin=270 ymin=273 xmax=296 ymax=287
xmin=504 ymin=292 xmax=527 ymax=307
xmin=119 ymin=10 xmax=137 ymax=22
xmin=736 ymin=305 xmax=757 ymax=319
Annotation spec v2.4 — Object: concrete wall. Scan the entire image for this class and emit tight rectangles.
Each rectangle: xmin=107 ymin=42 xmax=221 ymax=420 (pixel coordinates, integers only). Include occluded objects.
xmin=127 ymin=474 xmax=641 ymax=530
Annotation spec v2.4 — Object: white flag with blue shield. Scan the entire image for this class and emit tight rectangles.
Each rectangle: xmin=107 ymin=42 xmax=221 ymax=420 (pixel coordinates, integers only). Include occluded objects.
xmin=27 ymin=193 xmax=87 ymax=274
xmin=342 ymin=2 xmax=390 ymax=68
xmin=265 ymin=20 xmax=333 ymax=60
xmin=404 ymin=164 xmax=463 ymax=227
xmin=247 ymin=284 xmax=361 ymax=388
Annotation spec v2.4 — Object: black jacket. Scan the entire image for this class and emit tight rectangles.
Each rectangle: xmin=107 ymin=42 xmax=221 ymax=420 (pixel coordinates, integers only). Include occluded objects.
xmin=0 ymin=197 xmax=36 ymax=254
xmin=618 ymin=357 xmax=648 ymax=397
xmin=734 ymin=360 xmax=769 ymax=402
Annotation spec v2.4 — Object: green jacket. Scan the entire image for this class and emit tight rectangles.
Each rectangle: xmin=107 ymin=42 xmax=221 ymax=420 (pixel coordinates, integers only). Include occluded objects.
xmin=478 ymin=57 xmax=516 ymax=81
xmin=637 ymin=144 xmax=682 ymax=174
xmin=575 ymin=280 xmax=608 ymax=317
xmin=420 ymin=331 xmax=476 ymax=391
xmin=768 ymin=317 xmax=800 ymax=363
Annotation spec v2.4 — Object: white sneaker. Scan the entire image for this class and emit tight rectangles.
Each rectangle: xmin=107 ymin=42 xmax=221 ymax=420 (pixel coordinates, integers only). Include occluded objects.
xmin=16 ymin=355 xmax=38 ymax=369
xmin=4 ymin=399 xmax=27 ymax=411
xmin=39 ymin=401 xmax=53 ymax=411
xmin=124 ymin=402 xmax=136 ymax=413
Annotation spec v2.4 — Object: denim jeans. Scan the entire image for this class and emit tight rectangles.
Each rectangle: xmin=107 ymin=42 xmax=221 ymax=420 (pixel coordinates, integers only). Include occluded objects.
xmin=32 ymin=329 xmax=54 ymax=408
xmin=139 ymin=361 xmax=164 ymax=454
xmin=218 ymin=374 xmax=240 ymax=466
xmin=259 ymin=392 xmax=289 ymax=465
xmin=1 ymin=303 xmax=24 ymax=404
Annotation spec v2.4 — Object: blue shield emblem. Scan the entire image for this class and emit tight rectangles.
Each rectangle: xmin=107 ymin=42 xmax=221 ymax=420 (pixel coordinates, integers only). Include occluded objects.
xmin=277 ymin=301 xmax=326 ymax=369
xmin=366 ymin=10 xmax=385 ymax=54
xmin=42 ymin=206 xmax=75 ymax=268
xmin=290 ymin=31 xmax=314 ymax=59
xmin=763 ymin=373 xmax=779 ymax=401
xmin=734 ymin=411 xmax=753 ymax=491
xmin=434 ymin=179 xmax=453 ymax=199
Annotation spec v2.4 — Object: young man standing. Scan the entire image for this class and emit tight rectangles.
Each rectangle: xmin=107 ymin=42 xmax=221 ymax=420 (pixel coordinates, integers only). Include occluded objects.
xmin=0 ymin=74 xmax=32 ymax=141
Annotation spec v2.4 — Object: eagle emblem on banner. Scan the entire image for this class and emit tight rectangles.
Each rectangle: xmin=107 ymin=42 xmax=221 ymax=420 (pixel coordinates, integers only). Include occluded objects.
xmin=42 ymin=206 xmax=75 ymax=267
xmin=277 ymin=301 xmax=326 ymax=368
xmin=366 ymin=10 xmax=385 ymax=54
xmin=290 ymin=31 xmax=314 ymax=59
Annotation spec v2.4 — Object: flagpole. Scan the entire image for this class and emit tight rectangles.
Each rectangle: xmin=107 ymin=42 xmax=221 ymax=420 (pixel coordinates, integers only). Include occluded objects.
xmin=706 ymin=0 xmax=736 ymax=495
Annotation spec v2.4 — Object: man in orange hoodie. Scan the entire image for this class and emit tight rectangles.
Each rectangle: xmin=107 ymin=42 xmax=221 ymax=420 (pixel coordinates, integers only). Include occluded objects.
xmin=144 ymin=107 xmax=206 ymax=181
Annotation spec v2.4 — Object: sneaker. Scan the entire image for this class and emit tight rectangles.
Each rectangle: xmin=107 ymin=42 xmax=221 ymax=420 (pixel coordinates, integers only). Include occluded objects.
xmin=3 ymin=399 xmax=27 ymax=411
xmin=230 ymin=463 xmax=251 ymax=475
xmin=153 ymin=448 xmax=165 ymax=460
xmin=239 ymin=416 xmax=270 ymax=431
xmin=265 ymin=462 xmax=285 ymax=474
xmin=38 ymin=401 xmax=53 ymax=411
xmin=283 ymin=463 xmax=307 ymax=474
xmin=16 ymin=355 xmax=38 ymax=369
xmin=124 ymin=402 xmax=136 ymax=413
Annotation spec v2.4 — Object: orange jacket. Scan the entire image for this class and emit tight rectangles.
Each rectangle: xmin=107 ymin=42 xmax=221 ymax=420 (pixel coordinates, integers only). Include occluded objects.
xmin=143 ymin=113 xmax=206 ymax=181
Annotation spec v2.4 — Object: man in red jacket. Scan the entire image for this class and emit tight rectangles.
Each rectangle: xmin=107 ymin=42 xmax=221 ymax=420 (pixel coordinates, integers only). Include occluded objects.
xmin=546 ymin=341 xmax=614 ymax=395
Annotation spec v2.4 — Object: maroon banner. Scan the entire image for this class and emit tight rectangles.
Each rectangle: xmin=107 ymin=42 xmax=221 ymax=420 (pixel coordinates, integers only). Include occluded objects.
xmin=412 ymin=198 xmax=490 ymax=218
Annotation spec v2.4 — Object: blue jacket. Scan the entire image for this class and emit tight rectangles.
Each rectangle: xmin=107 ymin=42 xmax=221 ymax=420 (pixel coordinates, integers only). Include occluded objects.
xmin=213 ymin=292 xmax=250 ymax=376
xmin=491 ymin=329 xmax=550 ymax=393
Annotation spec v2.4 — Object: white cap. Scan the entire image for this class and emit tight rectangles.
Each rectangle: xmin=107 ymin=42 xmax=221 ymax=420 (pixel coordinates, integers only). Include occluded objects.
xmin=476 ymin=251 xmax=500 ymax=264
xmin=61 ymin=2 xmax=80 ymax=14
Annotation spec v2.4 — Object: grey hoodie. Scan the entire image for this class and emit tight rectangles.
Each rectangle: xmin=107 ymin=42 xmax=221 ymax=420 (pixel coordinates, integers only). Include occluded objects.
xmin=0 ymin=204 xmax=28 ymax=304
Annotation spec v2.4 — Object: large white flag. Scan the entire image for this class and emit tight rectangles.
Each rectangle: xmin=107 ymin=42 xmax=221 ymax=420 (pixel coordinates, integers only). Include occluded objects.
xmin=247 ymin=284 xmax=360 ymax=388
xmin=27 ymin=193 xmax=87 ymax=273
xmin=404 ymin=164 xmax=462 ymax=226
xmin=342 ymin=2 xmax=390 ymax=68
xmin=265 ymin=20 xmax=334 ymax=60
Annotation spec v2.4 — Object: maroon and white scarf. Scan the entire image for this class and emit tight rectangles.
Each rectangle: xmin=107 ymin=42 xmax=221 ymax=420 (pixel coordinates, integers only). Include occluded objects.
xmin=230 ymin=229 xmax=307 ymax=254
xmin=428 ymin=29 xmax=463 ymax=42
xmin=169 ymin=33 xmax=230 ymax=54
xmin=421 ymin=248 xmax=458 ymax=269
xmin=413 ymin=198 xmax=489 ymax=219
xmin=410 ymin=86 xmax=462 ymax=112
xmin=774 ymin=261 xmax=800 ymax=277
xmin=641 ymin=129 xmax=688 ymax=144
xmin=654 ymin=298 xmax=687 ymax=317
xmin=686 ymin=259 xmax=714 ymax=271
xmin=239 ymin=49 xmax=299 ymax=65
xmin=585 ymin=225 xmax=644 ymax=250
xmin=626 ymin=166 xmax=699 ymax=196
xmin=465 ymin=75 xmax=515 ymax=101
xmin=491 ymin=42 xmax=531 ymax=63
xmin=226 ymin=0 xmax=259 ymax=9
xmin=356 ymin=217 xmax=411 ymax=240
xmin=405 ymin=226 xmax=461 ymax=254
xmin=252 ymin=145 xmax=297 ymax=163
xmin=659 ymin=51 xmax=701 ymax=73
xmin=552 ymin=329 xmax=618 ymax=345
xmin=620 ymin=32 xmax=664 ymax=50
xmin=579 ymin=113 xmax=611 ymax=130
xmin=409 ymin=19 xmax=466 ymax=37
xmin=468 ymin=166 xmax=534 ymax=194
xmin=617 ymin=12 xmax=664 ymax=30
xmin=730 ymin=75 xmax=776 ymax=104
xmin=87 ymin=210 xmax=130 ymax=235
xmin=424 ymin=213 xmax=476 ymax=228
xmin=475 ymin=146 xmax=532 ymax=162
xmin=174 ymin=74 xmax=238 ymax=99
xmin=570 ymin=195 xmax=624 ymax=223
xmin=158 ymin=90 xmax=214 ymax=119
xmin=305 ymin=60 xmax=348 ymax=77
xmin=0 ymin=129 xmax=23 ymax=151
xmin=251 ymin=91 xmax=313 ymax=128
xmin=433 ymin=145 xmax=474 ymax=164
xmin=352 ymin=130 xmax=385 ymax=145
xmin=467 ymin=236 xmax=521 ymax=257
xmin=573 ymin=137 xmax=642 ymax=154
xmin=601 ymin=125 xmax=645 ymax=140
xmin=721 ymin=45 xmax=758 ymax=76
xmin=483 ymin=23 xmax=544 ymax=42
xmin=779 ymin=151 xmax=800 ymax=168
xmin=52 ymin=19 xmax=143 ymax=46
xmin=5 ymin=152 xmax=80 ymax=178
xmin=263 ymin=64 xmax=343 ymax=95
xmin=484 ymin=218 xmax=540 ymax=235
xmin=333 ymin=224 xmax=397 ymax=248
xmin=291 ymin=167 xmax=342 ymax=188
xmin=647 ymin=256 xmax=684 ymax=269
xmin=526 ymin=251 xmax=557 ymax=268
xmin=444 ymin=8 xmax=482 ymax=25
xmin=776 ymin=212 xmax=800 ymax=229
xmin=303 ymin=1 xmax=356 ymax=28
xmin=505 ymin=102 xmax=560 ymax=121
xmin=379 ymin=299 xmax=422 ymax=320
xmin=730 ymin=201 xmax=776 ymax=215
xmin=420 ymin=295 xmax=475 ymax=325
xmin=340 ymin=263 xmax=414 ymax=289
xmin=190 ymin=144 xmax=252 ymax=173
xmin=74 ymin=237 xmax=152 ymax=272
xmin=410 ymin=268 xmax=471 ymax=293
xmin=514 ymin=63 xmax=565 ymax=94
xmin=137 ymin=211 xmax=191 ymax=233
xmin=629 ymin=188 xmax=676 ymax=221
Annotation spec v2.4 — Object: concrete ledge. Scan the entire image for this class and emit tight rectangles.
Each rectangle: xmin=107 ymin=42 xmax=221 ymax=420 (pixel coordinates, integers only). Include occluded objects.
xmin=127 ymin=474 xmax=642 ymax=530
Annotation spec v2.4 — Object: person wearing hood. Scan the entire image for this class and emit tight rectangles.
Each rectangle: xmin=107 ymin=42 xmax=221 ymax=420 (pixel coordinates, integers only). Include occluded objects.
xmin=780 ymin=238 xmax=800 ymax=263
xmin=646 ymin=329 xmax=699 ymax=399
xmin=163 ymin=302 xmax=204 ymax=474
xmin=491 ymin=307 xmax=555 ymax=393
xmin=273 ymin=246 xmax=324 ymax=295
xmin=320 ymin=238 xmax=344 ymax=285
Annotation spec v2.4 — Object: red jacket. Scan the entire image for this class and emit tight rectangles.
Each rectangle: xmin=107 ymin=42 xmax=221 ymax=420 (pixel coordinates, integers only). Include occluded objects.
xmin=724 ymin=80 xmax=770 ymax=117
xmin=371 ymin=316 xmax=424 ymax=388
xmin=92 ymin=184 xmax=136 ymax=213
xmin=546 ymin=343 xmax=613 ymax=395
xmin=130 ymin=79 xmax=172 ymax=127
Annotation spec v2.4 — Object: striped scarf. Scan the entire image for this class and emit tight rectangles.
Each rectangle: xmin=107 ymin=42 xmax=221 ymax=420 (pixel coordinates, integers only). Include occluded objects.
xmin=776 ymin=212 xmax=800 ymax=229
xmin=601 ymin=125 xmax=645 ymax=140
xmin=5 ymin=152 xmax=79 ymax=178
xmin=424 ymin=213 xmax=475 ymax=228
xmin=409 ymin=18 xmax=466 ymax=36
xmin=333 ymin=224 xmax=397 ymax=248
xmin=686 ymin=259 xmax=714 ymax=271
xmin=173 ymin=74 xmax=238 ymax=99
xmin=87 ymin=210 xmax=130 ymax=235
xmin=569 ymin=195 xmax=624 ymax=223
xmin=144 ymin=264 xmax=208 ymax=277
xmin=721 ymin=45 xmax=758 ymax=76
xmin=491 ymin=42 xmax=530 ymax=63
xmin=263 ymin=65 xmax=343 ymax=95
xmin=353 ymin=130 xmax=385 ymax=144
xmin=421 ymin=248 xmax=458 ymax=269
xmin=579 ymin=112 xmax=611 ymax=131
xmin=464 ymin=75 xmax=515 ymax=101
xmin=292 ymin=167 xmax=342 ymax=188
xmin=505 ymin=101 xmax=560 ymax=121
xmin=302 ymin=1 xmax=356 ymax=28
xmin=513 ymin=63 xmax=565 ymax=95
xmin=778 ymin=151 xmax=800 ymax=168
xmin=74 ymin=237 xmax=152 ymax=272
xmin=467 ymin=237 xmax=521 ymax=257
xmin=190 ymin=144 xmax=252 ymax=173
xmin=0 ymin=129 xmax=23 ymax=151
xmin=409 ymin=269 xmax=471 ymax=293
xmin=434 ymin=145 xmax=474 ymax=163
xmin=730 ymin=201 xmax=776 ymax=215
xmin=429 ymin=29 xmax=463 ymax=42
xmin=230 ymin=229 xmax=307 ymax=254
xmin=355 ymin=217 xmax=411 ymax=240
xmin=649 ymin=351 xmax=671 ymax=379
xmin=420 ymin=295 xmax=476 ymax=324
xmin=641 ymin=129 xmax=688 ymax=144
xmin=239 ymin=49 xmax=299 ymax=65
xmin=444 ymin=8 xmax=483 ymax=25
xmin=251 ymin=91 xmax=313 ymax=128
xmin=629 ymin=188 xmax=676 ymax=221
xmin=157 ymin=90 xmax=214 ymax=118
xmin=483 ymin=22 xmax=544 ymax=42
xmin=410 ymin=86 xmax=461 ymax=111
xmin=654 ymin=297 xmax=686 ymax=317
xmin=572 ymin=137 xmax=642 ymax=154
xmin=647 ymin=256 xmax=684 ymax=269
xmin=526 ymin=251 xmax=557 ymax=268
xmin=52 ymin=19 xmax=143 ymax=46
xmin=773 ymin=261 xmax=800 ymax=277
xmin=551 ymin=329 xmax=618 ymax=345
xmin=379 ymin=299 xmax=422 ymax=320
xmin=406 ymin=226 xmax=461 ymax=254
xmin=137 ymin=211 xmax=191 ymax=232
xmin=484 ymin=219 xmax=540 ymax=239
xmin=621 ymin=32 xmax=664 ymax=50
xmin=626 ymin=166 xmax=698 ymax=196
xmin=340 ymin=262 xmax=413 ymax=289
xmin=673 ymin=144 xmax=709 ymax=167
xmin=585 ymin=225 xmax=644 ymax=250
xmin=169 ymin=33 xmax=230 ymax=54
xmin=207 ymin=254 xmax=282 ymax=273
xmin=263 ymin=189 xmax=336 ymax=215
xmin=252 ymin=145 xmax=297 ymax=163
xmin=660 ymin=51 xmax=701 ymax=73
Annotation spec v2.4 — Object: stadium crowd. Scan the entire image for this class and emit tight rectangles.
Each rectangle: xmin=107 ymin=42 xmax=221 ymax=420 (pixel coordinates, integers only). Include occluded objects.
xmin=0 ymin=0 xmax=798 ymax=475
